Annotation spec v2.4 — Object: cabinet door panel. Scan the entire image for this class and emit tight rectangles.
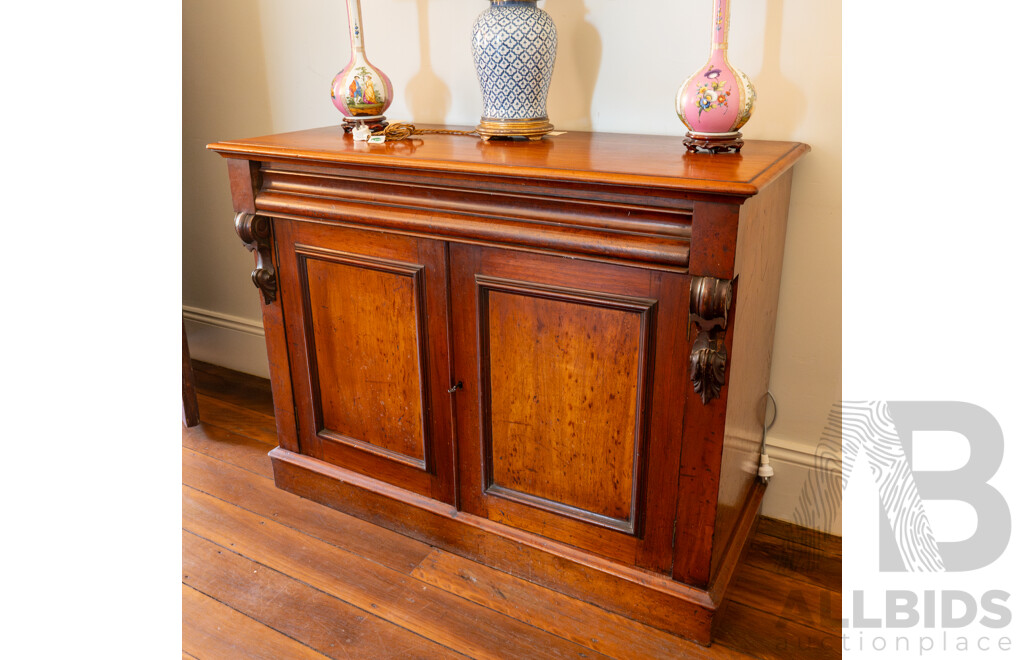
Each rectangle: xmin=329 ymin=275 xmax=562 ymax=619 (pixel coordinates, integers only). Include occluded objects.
xmin=451 ymin=245 xmax=689 ymax=571
xmin=276 ymin=220 xmax=454 ymax=503
xmin=483 ymin=282 xmax=652 ymax=531
xmin=302 ymin=252 xmax=428 ymax=465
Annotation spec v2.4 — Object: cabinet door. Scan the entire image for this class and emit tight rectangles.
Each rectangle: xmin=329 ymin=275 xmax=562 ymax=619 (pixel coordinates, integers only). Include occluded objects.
xmin=450 ymin=244 xmax=689 ymax=572
xmin=275 ymin=220 xmax=455 ymax=504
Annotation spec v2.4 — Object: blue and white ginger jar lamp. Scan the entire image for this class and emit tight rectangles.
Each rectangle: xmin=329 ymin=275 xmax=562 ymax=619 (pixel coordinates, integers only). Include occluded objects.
xmin=472 ymin=0 xmax=558 ymax=140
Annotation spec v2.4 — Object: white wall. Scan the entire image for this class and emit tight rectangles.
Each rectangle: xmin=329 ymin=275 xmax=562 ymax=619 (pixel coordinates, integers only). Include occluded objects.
xmin=183 ymin=0 xmax=841 ymax=534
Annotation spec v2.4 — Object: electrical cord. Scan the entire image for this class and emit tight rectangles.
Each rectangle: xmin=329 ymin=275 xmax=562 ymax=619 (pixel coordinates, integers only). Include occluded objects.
xmin=375 ymin=122 xmax=479 ymax=140
xmin=350 ymin=121 xmax=479 ymax=142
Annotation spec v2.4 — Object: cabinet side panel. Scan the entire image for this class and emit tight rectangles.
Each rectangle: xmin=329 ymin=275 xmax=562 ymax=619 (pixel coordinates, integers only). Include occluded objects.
xmin=710 ymin=171 xmax=795 ymax=581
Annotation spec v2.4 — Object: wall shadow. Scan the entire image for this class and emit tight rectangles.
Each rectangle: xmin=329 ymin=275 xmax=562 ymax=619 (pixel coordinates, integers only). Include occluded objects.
xmin=405 ymin=0 xmax=452 ymax=123
xmin=752 ymin=0 xmax=806 ymax=138
xmin=547 ymin=0 xmax=601 ymax=131
xmin=182 ymin=0 xmax=274 ymax=311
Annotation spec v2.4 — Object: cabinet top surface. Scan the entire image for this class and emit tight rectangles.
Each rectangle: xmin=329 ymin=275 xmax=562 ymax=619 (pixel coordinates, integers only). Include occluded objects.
xmin=209 ymin=125 xmax=808 ymax=197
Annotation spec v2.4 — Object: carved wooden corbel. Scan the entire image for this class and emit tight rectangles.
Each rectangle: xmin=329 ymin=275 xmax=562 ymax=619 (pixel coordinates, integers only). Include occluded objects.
xmin=234 ymin=212 xmax=277 ymax=304
xmin=690 ymin=332 xmax=727 ymax=404
xmin=688 ymin=276 xmax=733 ymax=404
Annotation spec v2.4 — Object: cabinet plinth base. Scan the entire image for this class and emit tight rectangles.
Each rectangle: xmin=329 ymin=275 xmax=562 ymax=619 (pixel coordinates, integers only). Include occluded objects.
xmin=269 ymin=446 xmax=765 ymax=646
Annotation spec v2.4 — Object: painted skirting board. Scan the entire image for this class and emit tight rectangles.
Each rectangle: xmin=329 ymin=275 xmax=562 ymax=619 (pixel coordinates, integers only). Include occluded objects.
xmin=183 ymin=305 xmax=270 ymax=379
xmin=182 ymin=305 xmax=842 ymax=536
xmin=759 ymin=439 xmax=843 ymax=537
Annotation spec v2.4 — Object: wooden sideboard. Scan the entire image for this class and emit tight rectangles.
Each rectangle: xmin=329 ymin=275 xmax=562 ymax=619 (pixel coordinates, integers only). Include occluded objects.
xmin=209 ymin=127 xmax=808 ymax=645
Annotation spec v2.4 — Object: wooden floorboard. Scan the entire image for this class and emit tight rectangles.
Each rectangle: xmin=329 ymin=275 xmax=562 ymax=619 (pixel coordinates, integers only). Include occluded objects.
xmin=183 ymin=423 xmax=275 ymax=479
xmin=193 ymin=360 xmax=276 ymax=417
xmin=410 ymin=547 xmax=750 ymax=660
xmin=184 ymin=531 xmax=466 ymax=659
xmin=183 ymin=584 xmax=330 ymax=659
xmin=183 ymin=364 xmax=841 ymax=659
xmin=195 ymin=394 xmax=279 ymax=443
xmin=185 ymin=485 xmax=612 ymax=659
xmin=758 ymin=516 xmax=842 ymax=560
xmin=184 ymin=447 xmax=436 ymax=574
xmin=726 ymin=563 xmax=841 ymax=635
xmin=713 ymin=600 xmax=842 ymax=660
xmin=744 ymin=532 xmax=841 ymax=594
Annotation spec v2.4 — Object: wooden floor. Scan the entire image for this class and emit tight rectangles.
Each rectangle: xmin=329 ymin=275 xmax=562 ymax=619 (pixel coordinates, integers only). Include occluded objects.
xmin=183 ymin=361 xmax=841 ymax=659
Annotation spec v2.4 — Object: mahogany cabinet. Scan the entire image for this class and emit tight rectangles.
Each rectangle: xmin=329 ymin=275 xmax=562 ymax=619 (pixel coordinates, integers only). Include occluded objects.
xmin=209 ymin=127 xmax=808 ymax=645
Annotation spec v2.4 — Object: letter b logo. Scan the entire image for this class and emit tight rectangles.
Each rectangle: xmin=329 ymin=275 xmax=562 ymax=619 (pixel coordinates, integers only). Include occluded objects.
xmin=843 ymin=401 xmax=1011 ymax=572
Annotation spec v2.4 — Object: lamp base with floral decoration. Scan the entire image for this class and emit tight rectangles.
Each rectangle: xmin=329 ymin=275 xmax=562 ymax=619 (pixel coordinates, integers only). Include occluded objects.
xmin=676 ymin=0 xmax=756 ymax=154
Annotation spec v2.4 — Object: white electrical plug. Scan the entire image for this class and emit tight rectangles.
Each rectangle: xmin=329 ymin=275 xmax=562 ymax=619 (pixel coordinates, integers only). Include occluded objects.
xmin=758 ymin=452 xmax=774 ymax=482
xmin=758 ymin=391 xmax=777 ymax=484
xmin=353 ymin=124 xmax=372 ymax=141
